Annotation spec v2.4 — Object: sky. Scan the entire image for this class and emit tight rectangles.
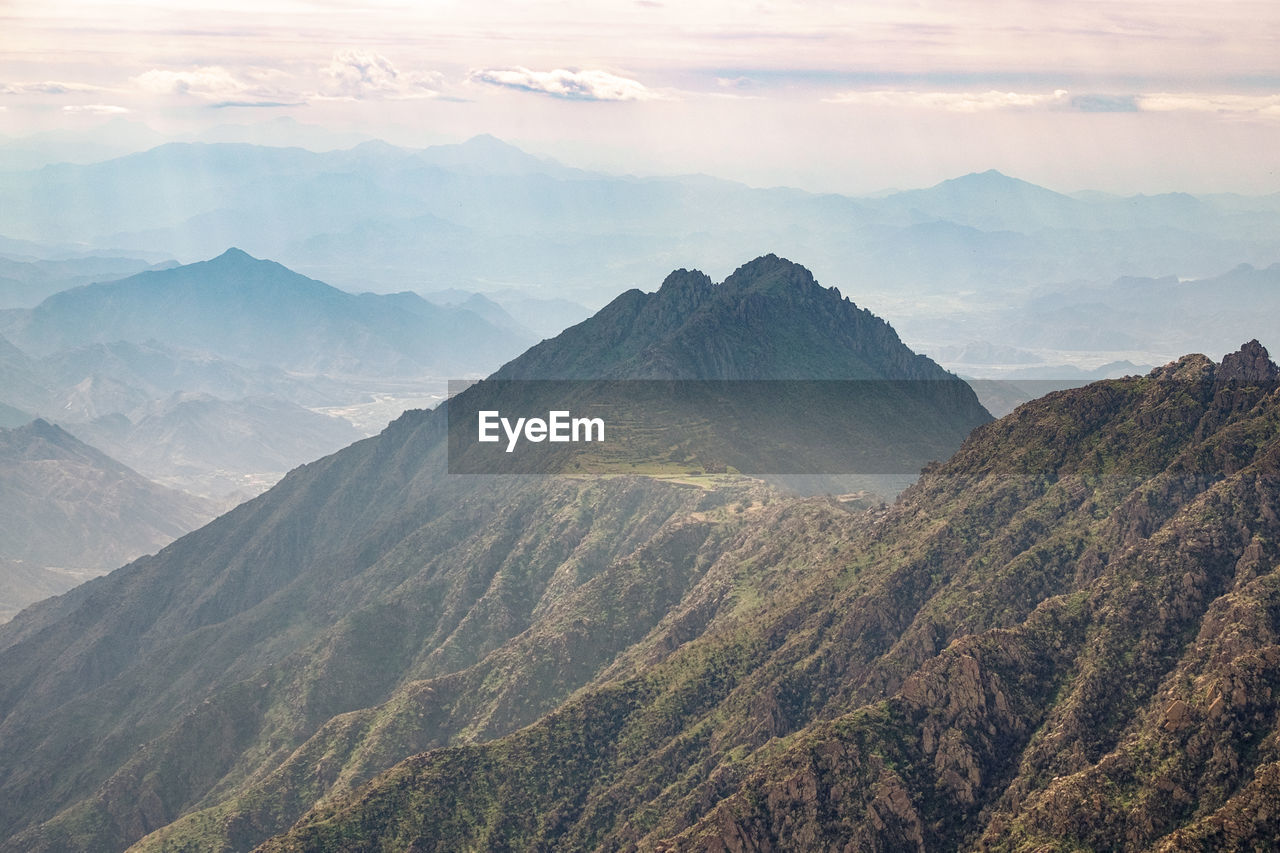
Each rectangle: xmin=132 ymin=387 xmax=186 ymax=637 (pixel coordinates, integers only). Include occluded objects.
xmin=2 ymin=0 xmax=1280 ymax=194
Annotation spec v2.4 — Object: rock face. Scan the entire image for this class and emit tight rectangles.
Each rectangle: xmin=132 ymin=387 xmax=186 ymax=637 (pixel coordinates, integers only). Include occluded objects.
xmin=1217 ymin=338 xmax=1279 ymax=384
xmin=255 ymin=343 xmax=1280 ymax=853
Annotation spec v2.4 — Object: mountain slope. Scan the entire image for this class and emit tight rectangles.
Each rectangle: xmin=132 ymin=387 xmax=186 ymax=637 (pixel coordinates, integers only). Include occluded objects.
xmin=0 ymin=248 xmax=534 ymax=375
xmin=0 ymin=256 xmax=983 ymax=852
xmin=253 ymin=341 xmax=1280 ymax=852
xmin=0 ymin=419 xmax=217 ymax=620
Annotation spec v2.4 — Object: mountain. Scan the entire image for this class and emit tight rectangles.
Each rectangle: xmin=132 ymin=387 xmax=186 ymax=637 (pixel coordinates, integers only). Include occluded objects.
xmin=0 ymin=254 xmax=177 ymax=309
xmin=0 ymin=334 xmax=50 ymax=413
xmin=36 ymin=339 xmax=352 ymax=416
xmin=0 ymin=257 xmax=987 ymax=853
xmin=413 ymin=133 xmax=586 ymax=178
xmin=0 ymin=401 xmax=32 ymax=429
xmin=496 ymin=254 xmax=964 ymax=381
xmin=252 ymin=341 xmax=1280 ymax=852
xmin=66 ymin=393 xmax=366 ymax=499
xmin=0 ymin=118 xmax=169 ymax=171
xmin=8 ymin=137 xmax=1277 ymax=313
xmin=1015 ymin=262 xmax=1280 ymax=357
xmin=873 ymin=169 xmax=1089 ymax=231
xmin=0 ymin=248 xmax=535 ymax=375
xmin=0 ymin=419 xmax=217 ymax=621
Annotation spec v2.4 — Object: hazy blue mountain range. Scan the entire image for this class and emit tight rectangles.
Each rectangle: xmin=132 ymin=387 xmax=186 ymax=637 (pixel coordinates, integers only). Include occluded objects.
xmin=0 ymin=249 xmax=536 ymax=501
xmin=904 ymin=262 xmax=1280 ymax=378
xmin=0 ymin=257 xmax=989 ymax=852
xmin=0 ymin=247 xmax=535 ymax=374
xmin=0 ymin=254 xmax=178 ymax=308
xmin=0 ymin=419 xmax=217 ymax=622
xmin=66 ymin=393 xmax=364 ymax=500
xmin=2 ymin=136 xmax=1278 ymax=323
xmin=37 ymin=339 xmax=357 ymax=414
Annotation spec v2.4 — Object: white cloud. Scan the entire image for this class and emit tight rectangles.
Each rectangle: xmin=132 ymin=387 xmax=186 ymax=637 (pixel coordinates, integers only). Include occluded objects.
xmin=825 ymin=87 xmax=1280 ymax=119
xmin=318 ymin=50 xmax=443 ymax=100
xmin=131 ymin=66 xmax=298 ymax=105
xmin=134 ymin=66 xmax=252 ymax=100
xmin=825 ymin=89 xmax=1070 ymax=112
xmin=1 ymin=81 xmax=107 ymax=95
xmin=62 ymin=104 xmax=130 ymax=114
xmin=470 ymin=67 xmax=662 ymax=101
xmin=1136 ymin=92 xmax=1280 ymax=117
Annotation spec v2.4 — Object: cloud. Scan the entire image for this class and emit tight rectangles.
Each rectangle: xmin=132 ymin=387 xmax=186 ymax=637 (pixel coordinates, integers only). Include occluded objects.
xmin=470 ymin=67 xmax=662 ymax=102
xmin=824 ymin=86 xmax=1280 ymax=119
xmin=62 ymin=104 xmax=130 ymax=114
xmin=134 ymin=66 xmax=255 ymax=100
xmin=1136 ymin=92 xmax=1280 ymax=117
xmin=825 ymin=89 xmax=1070 ymax=112
xmin=2 ymin=81 xmax=106 ymax=95
xmin=318 ymin=50 xmax=443 ymax=100
xmin=1070 ymin=94 xmax=1140 ymax=113
xmin=132 ymin=66 xmax=297 ymax=105
xmin=211 ymin=100 xmax=304 ymax=109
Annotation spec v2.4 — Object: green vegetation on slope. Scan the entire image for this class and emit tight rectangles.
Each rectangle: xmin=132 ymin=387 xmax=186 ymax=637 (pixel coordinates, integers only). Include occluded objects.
xmin=257 ymin=344 xmax=1280 ymax=852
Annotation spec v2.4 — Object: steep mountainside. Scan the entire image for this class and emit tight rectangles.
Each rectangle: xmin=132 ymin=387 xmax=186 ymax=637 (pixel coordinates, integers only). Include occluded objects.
xmin=0 ymin=248 xmax=533 ymax=375
xmin=0 ymin=419 xmax=217 ymax=621
xmin=254 ymin=341 xmax=1280 ymax=852
xmin=0 ymin=257 xmax=984 ymax=852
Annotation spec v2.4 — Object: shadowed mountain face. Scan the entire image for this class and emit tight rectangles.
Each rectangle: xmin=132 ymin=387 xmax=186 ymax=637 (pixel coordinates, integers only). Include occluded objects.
xmin=0 ymin=419 xmax=217 ymax=621
xmin=0 ymin=248 xmax=535 ymax=375
xmin=252 ymin=341 xmax=1280 ymax=853
xmin=496 ymin=254 xmax=958 ymax=381
xmin=0 ymin=257 xmax=991 ymax=853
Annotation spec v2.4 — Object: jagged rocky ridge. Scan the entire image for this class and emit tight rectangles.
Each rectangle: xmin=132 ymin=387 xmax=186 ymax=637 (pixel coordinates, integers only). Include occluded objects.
xmin=253 ymin=341 xmax=1280 ymax=851
xmin=496 ymin=253 xmax=953 ymax=380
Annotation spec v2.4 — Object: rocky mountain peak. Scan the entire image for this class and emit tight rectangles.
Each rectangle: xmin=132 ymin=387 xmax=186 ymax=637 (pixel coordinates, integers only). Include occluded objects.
xmin=720 ymin=253 xmax=826 ymax=298
xmin=1218 ymin=339 xmax=1278 ymax=383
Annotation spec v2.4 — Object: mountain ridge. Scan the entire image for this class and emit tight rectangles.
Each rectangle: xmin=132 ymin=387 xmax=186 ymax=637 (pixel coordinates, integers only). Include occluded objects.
xmin=0 ymin=256 xmax=988 ymax=852
xmin=251 ymin=341 xmax=1280 ymax=852
xmin=0 ymin=248 xmax=534 ymax=374
xmin=0 ymin=418 xmax=217 ymax=620
xmin=496 ymin=254 xmax=964 ymax=382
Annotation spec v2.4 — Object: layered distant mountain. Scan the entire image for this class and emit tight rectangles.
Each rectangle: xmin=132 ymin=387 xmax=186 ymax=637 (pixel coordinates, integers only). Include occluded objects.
xmin=0 ymin=250 xmax=538 ymax=502
xmin=0 ymin=248 xmax=535 ymax=375
xmin=67 ymin=393 xmax=365 ymax=499
xmin=0 ymin=254 xmax=178 ymax=309
xmin=0 ymin=419 xmax=216 ymax=622
xmin=2 ymin=136 xmax=1278 ymax=314
xmin=0 ymin=257 xmax=989 ymax=853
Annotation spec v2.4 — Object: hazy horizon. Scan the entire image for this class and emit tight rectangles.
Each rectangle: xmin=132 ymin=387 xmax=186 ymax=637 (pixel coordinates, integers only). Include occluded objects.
xmin=4 ymin=1 xmax=1280 ymax=196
